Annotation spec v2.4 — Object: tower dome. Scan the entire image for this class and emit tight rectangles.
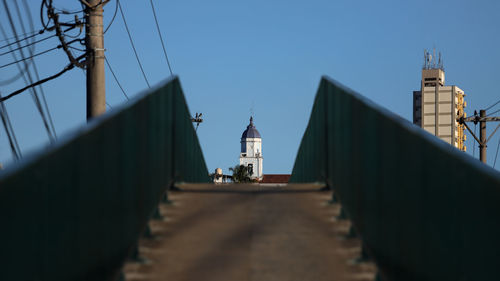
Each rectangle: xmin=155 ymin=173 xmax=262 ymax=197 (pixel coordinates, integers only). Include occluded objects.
xmin=241 ymin=117 xmax=261 ymax=139
xmin=239 ymin=116 xmax=263 ymax=180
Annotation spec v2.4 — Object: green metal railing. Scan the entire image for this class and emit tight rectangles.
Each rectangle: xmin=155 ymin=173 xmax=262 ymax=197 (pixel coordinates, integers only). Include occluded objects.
xmin=0 ymin=76 xmax=209 ymax=281
xmin=290 ymin=76 xmax=500 ymax=281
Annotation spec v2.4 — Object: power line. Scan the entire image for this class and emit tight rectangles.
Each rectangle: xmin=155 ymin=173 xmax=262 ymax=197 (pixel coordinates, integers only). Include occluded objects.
xmin=0 ymin=24 xmax=36 ymax=86
xmin=0 ymin=92 xmax=22 ymax=160
xmin=0 ymin=24 xmax=79 ymax=57
xmin=0 ymin=60 xmax=79 ymax=103
xmin=473 ymin=123 xmax=477 ymax=157
xmin=105 ymin=57 xmax=129 ymax=100
xmin=104 ymin=0 xmax=119 ymax=34
xmin=494 ymin=137 xmax=500 ymax=168
xmin=0 ymin=29 xmax=44 ymax=49
xmin=485 ymin=98 xmax=500 ymax=112
xmin=486 ymin=108 xmax=500 ymax=117
xmin=18 ymin=0 xmax=57 ymax=139
xmin=118 ymin=1 xmax=151 ymax=88
xmin=0 ymin=45 xmax=60 ymax=69
xmin=149 ymin=0 xmax=173 ymax=75
xmin=40 ymin=0 xmax=52 ymax=31
xmin=0 ymin=33 xmax=56 ymax=56
xmin=0 ymin=29 xmax=41 ymax=44
xmin=54 ymin=7 xmax=85 ymax=15
xmin=2 ymin=0 xmax=55 ymax=142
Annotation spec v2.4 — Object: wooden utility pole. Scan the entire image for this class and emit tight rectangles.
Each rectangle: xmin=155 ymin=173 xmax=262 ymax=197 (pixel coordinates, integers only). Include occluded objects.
xmin=85 ymin=0 xmax=106 ymax=120
xmin=459 ymin=110 xmax=500 ymax=164
xmin=479 ymin=110 xmax=487 ymax=163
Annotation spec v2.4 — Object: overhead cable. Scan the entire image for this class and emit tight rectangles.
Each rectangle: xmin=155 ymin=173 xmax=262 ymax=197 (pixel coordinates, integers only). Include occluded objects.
xmin=494 ymin=138 xmax=500 ymax=169
xmin=104 ymin=0 xmax=119 ymax=34
xmin=0 ymin=30 xmax=44 ymax=49
xmin=0 ymin=58 xmax=81 ymax=103
xmin=0 ymin=24 xmax=36 ymax=86
xmin=149 ymin=0 xmax=173 ymax=75
xmin=18 ymin=0 xmax=57 ymax=139
xmin=485 ymin=98 xmax=500 ymax=112
xmin=486 ymin=108 xmax=500 ymax=117
xmin=473 ymin=123 xmax=477 ymax=157
xmin=3 ymin=0 xmax=55 ymax=142
xmin=0 ymin=29 xmax=41 ymax=44
xmin=118 ymin=1 xmax=151 ymax=88
xmin=0 ymin=93 xmax=22 ymax=160
xmin=0 ymin=33 xmax=56 ymax=56
xmin=0 ymin=45 xmax=60 ymax=69
xmin=105 ymin=57 xmax=129 ymax=100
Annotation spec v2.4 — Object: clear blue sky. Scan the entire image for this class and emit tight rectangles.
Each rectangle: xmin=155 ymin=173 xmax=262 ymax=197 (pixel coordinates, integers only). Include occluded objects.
xmin=1 ymin=0 xmax=499 ymax=173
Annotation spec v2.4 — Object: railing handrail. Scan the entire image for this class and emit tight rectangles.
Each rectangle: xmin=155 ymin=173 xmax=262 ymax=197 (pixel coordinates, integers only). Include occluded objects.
xmin=0 ymin=76 xmax=209 ymax=281
xmin=291 ymin=76 xmax=500 ymax=281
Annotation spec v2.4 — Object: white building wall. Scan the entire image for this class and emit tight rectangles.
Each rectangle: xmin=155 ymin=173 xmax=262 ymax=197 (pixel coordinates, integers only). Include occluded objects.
xmin=421 ymin=86 xmax=458 ymax=146
xmin=240 ymin=137 xmax=263 ymax=179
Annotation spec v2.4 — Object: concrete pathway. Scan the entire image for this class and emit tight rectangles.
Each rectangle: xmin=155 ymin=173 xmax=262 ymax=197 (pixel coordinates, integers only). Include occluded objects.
xmin=123 ymin=184 xmax=376 ymax=281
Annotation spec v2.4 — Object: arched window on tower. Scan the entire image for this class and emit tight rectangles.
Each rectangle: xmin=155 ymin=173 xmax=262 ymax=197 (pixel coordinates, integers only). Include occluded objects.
xmin=247 ymin=164 xmax=254 ymax=175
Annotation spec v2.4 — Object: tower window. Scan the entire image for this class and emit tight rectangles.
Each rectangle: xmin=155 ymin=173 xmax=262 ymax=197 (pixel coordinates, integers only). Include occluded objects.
xmin=247 ymin=164 xmax=254 ymax=175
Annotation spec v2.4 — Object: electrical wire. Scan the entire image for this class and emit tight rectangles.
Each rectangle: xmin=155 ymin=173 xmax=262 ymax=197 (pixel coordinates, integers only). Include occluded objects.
xmin=0 ymin=93 xmax=22 ymax=160
xmin=485 ymin=98 xmax=500 ymax=112
xmin=105 ymin=57 xmax=129 ymax=100
xmin=0 ymin=29 xmax=41 ymax=44
xmin=0 ymin=7 xmax=40 ymax=86
xmin=486 ymin=108 xmax=500 ymax=117
xmin=68 ymin=45 xmax=86 ymax=52
xmin=473 ymin=123 xmax=477 ymax=157
xmin=0 ymin=33 xmax=56 ymax=56
xmin=0 ymin=61 xmax=78 ymax=103
xmin=40 ymin=0 xmax=53 ymax=31
xmin=118 ymin=1 xmax=151 ymax=88
xmin=63 ymin=26 xmax=83 ymax=39
xmin=149 ymin=0 xmax=173 ymax=75
xmin=0 ymin=45 xmax=60 ymax=69
xmin=104 ymin=0 xmax=119 ymax=34
xmin=494 ymin=137 xmax=500 ymax=168
xmin=19 ymin=0 xmax=57 ymax=139
xmin=3 ymin=0 xmax=55 ymax=142
xmin=0 ymin=24 xmax=36 ymax=86
xmin=0 ymin=30 xmax=44 ymax=50
xmin=54 ymin=7 xmax=85 ymax=15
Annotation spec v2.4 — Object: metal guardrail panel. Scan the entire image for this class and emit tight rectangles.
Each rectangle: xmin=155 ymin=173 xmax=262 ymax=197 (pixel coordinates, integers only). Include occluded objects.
xmin=0 ymin=76 xmax=209 ymax=281
xmin=290 ymin=76 xmax=500 ymax=281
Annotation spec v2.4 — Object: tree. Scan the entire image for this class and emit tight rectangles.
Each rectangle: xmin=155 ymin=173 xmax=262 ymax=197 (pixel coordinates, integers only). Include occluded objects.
xmin=229 ymin=164 xmax=252 ymax=183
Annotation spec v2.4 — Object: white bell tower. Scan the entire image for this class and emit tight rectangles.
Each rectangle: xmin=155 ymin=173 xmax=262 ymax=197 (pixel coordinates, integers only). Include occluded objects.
xmin=239 ymin=117 xmax=263 ymax=180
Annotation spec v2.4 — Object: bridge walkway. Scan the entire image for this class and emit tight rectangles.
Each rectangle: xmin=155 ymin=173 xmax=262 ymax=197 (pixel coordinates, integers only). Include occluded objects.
xmin=123 ymin=183 xmax=376 ymax=281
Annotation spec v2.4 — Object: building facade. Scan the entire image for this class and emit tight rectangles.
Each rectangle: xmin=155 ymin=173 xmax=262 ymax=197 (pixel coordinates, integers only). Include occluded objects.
xmin=413 ymin=51 xmax=467 ymax=151
xmin=239 ymin=117 xmax=263 ymax=180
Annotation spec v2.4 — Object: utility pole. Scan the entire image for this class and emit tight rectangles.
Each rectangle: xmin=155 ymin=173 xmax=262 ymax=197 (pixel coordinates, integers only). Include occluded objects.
xmin=479 ymin=110 xmax=487 ymax=163
xmin=85 ymin=0 xmax=106 ymax=120
xmin=459 ymin=110 xmax=500 ymax=164
xmin=191 ymin=112 xmax=203 ymax=131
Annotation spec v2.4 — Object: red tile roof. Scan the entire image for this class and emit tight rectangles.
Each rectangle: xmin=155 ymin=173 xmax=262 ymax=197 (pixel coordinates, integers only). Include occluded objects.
xmin=261 ymin=174 xmax=291 ymax=183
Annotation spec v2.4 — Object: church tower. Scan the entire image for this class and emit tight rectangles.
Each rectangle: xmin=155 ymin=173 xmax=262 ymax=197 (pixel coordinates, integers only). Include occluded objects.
xmin=239 ymin=117 xmax=263 ymax=180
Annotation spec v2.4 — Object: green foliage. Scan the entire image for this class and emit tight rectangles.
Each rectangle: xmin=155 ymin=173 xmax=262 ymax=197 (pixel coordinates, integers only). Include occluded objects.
xmin=229 ymin=164 xmax=252 ymax=183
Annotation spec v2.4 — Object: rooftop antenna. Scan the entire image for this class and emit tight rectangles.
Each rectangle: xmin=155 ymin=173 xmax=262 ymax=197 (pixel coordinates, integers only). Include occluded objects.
xmin=425 ymin=49 xmax=431 ymax=69
xmin=432 ymin=48 xmax=436 ymax=68
xmin=438 ymin=52 xmax=443 ymax=70
xmin=423 ymin=49 xmax=428 ymax=69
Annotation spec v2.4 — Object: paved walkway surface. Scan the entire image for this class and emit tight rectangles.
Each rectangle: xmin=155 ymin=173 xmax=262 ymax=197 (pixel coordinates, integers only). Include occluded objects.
xmin=124 ymin=184 xmax=376 ymax=281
